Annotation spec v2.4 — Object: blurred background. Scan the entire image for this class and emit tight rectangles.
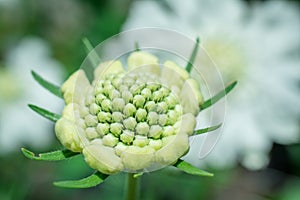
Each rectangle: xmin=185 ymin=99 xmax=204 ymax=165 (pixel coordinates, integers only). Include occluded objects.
xmin=0 ymin=0 xmax=299 ymax=199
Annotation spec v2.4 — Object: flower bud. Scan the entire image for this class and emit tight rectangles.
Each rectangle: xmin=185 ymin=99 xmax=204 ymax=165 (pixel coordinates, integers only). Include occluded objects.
xmin=89 ymin=103 xmax=101 ymax=115
xmin=112 ymin=98 xmax=125 ymax=112
xmin=133 ymin=95 xmax=145 ymax=108
xmin=97 ymin=111 xmax=111 ymax=123
xmin=147 ymin=111 xmax=159 ymax=125
xmin=102 ymin=133 xmax=119 ymax=147
xmin=135 ymin=122 xmax=150 ymax=136
xmin=136 ymin=108 xmax=147 ymax=122
xmin=112 ymin=112 xmax=124 ymax=123
xmin=85 ymin=127 xmax=98 ymax=140
xmin=85 ymin=114 xmax=98 ymax=127
xmin=110 ymin=123 xmax=123 ymax=136
xmin=148 ymin=125 xmax=163 ymax=139
xmin=96 ymin=123 xmax=109 ymax=137
xmin=123 ymin=117 xmax=137 ymax=131
xmin=120 ymin=130 xmax=135 ymax=144
xmin=123 ymin=103 xmax=136 ymax=117
xmin=101 ymin=99 xmax=112 ymax=112
xmin=133 ymin=135 xmax=149 ymax=147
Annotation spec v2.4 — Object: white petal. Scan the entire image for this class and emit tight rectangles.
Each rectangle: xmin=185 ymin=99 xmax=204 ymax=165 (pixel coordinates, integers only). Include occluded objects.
xmin=61 ymin=69 xmax=91 ymax=104
xmin=180 ymin=78 xmax=202 ymax=115
xmin=161 ymin=61 xmax=189 ymax=88
xmin=127 ymin=51 xmax=160 ymax=75
xmin=121 ymin=146 xmax=155 ymax=171
xmin=83 ymin=139 xmax=123 ymax=174
xmin=55 ymin=118 xmax=86 ymax=152
xmin=155 ymin=133 xmax=189 ymax=165
xmin=94 ymin=60 xmax=125 ymax=80
xmin=178 ymin=113 xmax=196 ymax=136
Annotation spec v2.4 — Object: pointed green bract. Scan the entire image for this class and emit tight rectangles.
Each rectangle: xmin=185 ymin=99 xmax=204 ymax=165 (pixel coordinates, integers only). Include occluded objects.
xmin=28 ymin=104 xmax=61 ymax=122
xmin=193 ymin=123 xmax=222 ymax=135
xmin=53 ymin=171 xmax=109 ymax=188
xmin=201 ymin=81 xmax=237 ymax=111
xmin=21 ymin=148 xmax=79 ymax=161
xmin=133 ymin=172 xmax=143 ymax=178
xmin=134 ymin=41 xmax=140 ymax=52
xmin=185 ymin=37 xmax=200 ymax=73
xmin=31 ymin=70 xmax=62 ymax=98
xmin=82 ymin=37 xmax=101 ymax=67
xmin=173 ymin=159 xmax=213 ymax=177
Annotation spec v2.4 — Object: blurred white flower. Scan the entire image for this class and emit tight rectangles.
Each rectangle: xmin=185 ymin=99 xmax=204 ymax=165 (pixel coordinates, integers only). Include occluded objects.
xmin=0 ymin=37 xmax=64 ymax=155
xmin=123 ymin=0 xmax=300 ymax=169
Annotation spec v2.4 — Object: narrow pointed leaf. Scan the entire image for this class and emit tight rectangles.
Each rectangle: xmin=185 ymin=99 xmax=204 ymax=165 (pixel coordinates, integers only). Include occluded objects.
xmin=174 ymin=159 xmax=213 ymax=177
xmin=133 ymin=172 xmax=143 ymax=178
xmin=53 ymin=171 xmax=109 ymax=188
xmin=31 ymin=70 xmax=62 ymax=98
xmin=28 ymin=104 xmax=61 ymax=122
xmin=134 ymin=41 xmax=140 ymax=52
xmin=82 ymin=37 xmax=101 ymax=67
xmin=193 ymin=123 xmax=222 ymax=135
xmin=21 ymin=148 xmax=79 ymax=161
xmin=186 ymin=37 xmax=200 ymax=73
xmin=201 ymin=81 xmax=237 ymax=111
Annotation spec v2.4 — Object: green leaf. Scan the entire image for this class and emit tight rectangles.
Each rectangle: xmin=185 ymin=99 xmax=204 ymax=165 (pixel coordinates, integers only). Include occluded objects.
xmin=21 ymin=148 xmax=79 ymax=161
xmin=31 ymin=70 xmax=62 ymax=98
xmin=174 ymin=159 xmax=213 ymax=177
xmin=133 ymin=172 xmax=143 ymax=178
xmin=82 ymin=37 xmax=101 ymax=67
xmin=201 ymin=81 xmax=238 ymax=111
xmin=186 ymin=37 xmax=200 ymax=73
xmin=193 ymin=123 xmax=222 ymax=135
xmin=53 ymin=171 xmax=109 ymax=188
xmin=28 ymin=104 xmax=61 ymax=122
xmin=134 ymin=41 xmax=140 ymax=52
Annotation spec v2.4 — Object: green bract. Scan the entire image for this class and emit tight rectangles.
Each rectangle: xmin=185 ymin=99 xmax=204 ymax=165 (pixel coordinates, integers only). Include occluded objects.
xmin=55 ymin=51 xmax=202 ymax=174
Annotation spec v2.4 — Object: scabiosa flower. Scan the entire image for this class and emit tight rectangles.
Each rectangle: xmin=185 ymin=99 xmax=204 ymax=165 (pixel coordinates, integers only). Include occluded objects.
xmin=55 ymin=51 xmax=203 ymax=174
xmin=122 ymin=0 xmax=300 ymax=170
xmin=22 ymin=35 xmax=236 ymax=189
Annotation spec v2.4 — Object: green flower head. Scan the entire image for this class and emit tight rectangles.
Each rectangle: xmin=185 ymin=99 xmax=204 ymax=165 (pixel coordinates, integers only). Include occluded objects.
xmin=56 ymin=51 xmax=203 ymax=174
xmin=23 ymin=34 xmax=237 ymax=189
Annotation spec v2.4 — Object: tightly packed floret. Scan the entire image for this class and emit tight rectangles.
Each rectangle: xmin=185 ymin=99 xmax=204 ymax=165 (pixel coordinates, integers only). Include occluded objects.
xmin=55 ymin=51 xmax=203 ymax=174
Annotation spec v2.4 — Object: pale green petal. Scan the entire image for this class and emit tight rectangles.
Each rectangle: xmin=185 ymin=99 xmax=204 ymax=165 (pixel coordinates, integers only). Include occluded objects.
xmin=161 ymin=61 xmax=189 ymax=88
xmin=178 ymin=113 xmax=196 ymax=136
xmin=155 ymin=133 xmax=189 ymax=165
xmin=61 ymin=70 xmax=91 ymax=104
xmin=121 ymin=146 xmax=155 ymax=171
xmin=83 ymin=139 xmax=123 ymax=174
xmin=55 ymin=118 xmax=86 ymax=152
xmin=61 ymin=103 xmax=80 ymax=122
xmin=180 ymin=78 xmax=203 ymax=115
xmin=94 ymin=60 xmax=125 ymax=80
xmin=127 ymin=51 xmax=160 ymax=75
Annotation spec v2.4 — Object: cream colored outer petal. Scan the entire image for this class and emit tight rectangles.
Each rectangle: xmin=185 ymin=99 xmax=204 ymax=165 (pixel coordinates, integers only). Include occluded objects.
xmin=83 ymin=139 xmax=123 ymax=174
xmin=121 ymin=146 xmax=155 ymax=171
xmin=94 ymin=60 xmax=125 ymax=80
xmin=179 ymin=113 xmax=196 ymax=136
xmin=127 ymin=51 xmax=160 ymax=75
xmin=61 ymin=69 xmax=91 ymax=104
xmin=55 ymin=118 xmax=85 ymax=152
xmin=161 ymin=61 xmax=189 ymax=88
xmin=61 ymin=103 xmax=80 ymax=122
xmin=155 ymin=133 xmax=189 ymax=165
xmin=180 ymin=78 xmax=203 ymax=115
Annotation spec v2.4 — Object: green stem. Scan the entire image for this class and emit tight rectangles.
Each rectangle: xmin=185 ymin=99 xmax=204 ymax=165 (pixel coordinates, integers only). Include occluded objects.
xmin=125 ymin=173 xmax=140 ymax=200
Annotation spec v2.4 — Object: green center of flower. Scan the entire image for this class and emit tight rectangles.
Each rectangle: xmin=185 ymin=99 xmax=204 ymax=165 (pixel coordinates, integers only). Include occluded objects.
xmin=79 ymin=72 xmax=182 ymax=151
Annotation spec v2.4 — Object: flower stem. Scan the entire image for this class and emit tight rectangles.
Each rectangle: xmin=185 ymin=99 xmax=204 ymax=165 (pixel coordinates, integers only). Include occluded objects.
xmin=125 ymin=173 xmax=140 ymax=200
